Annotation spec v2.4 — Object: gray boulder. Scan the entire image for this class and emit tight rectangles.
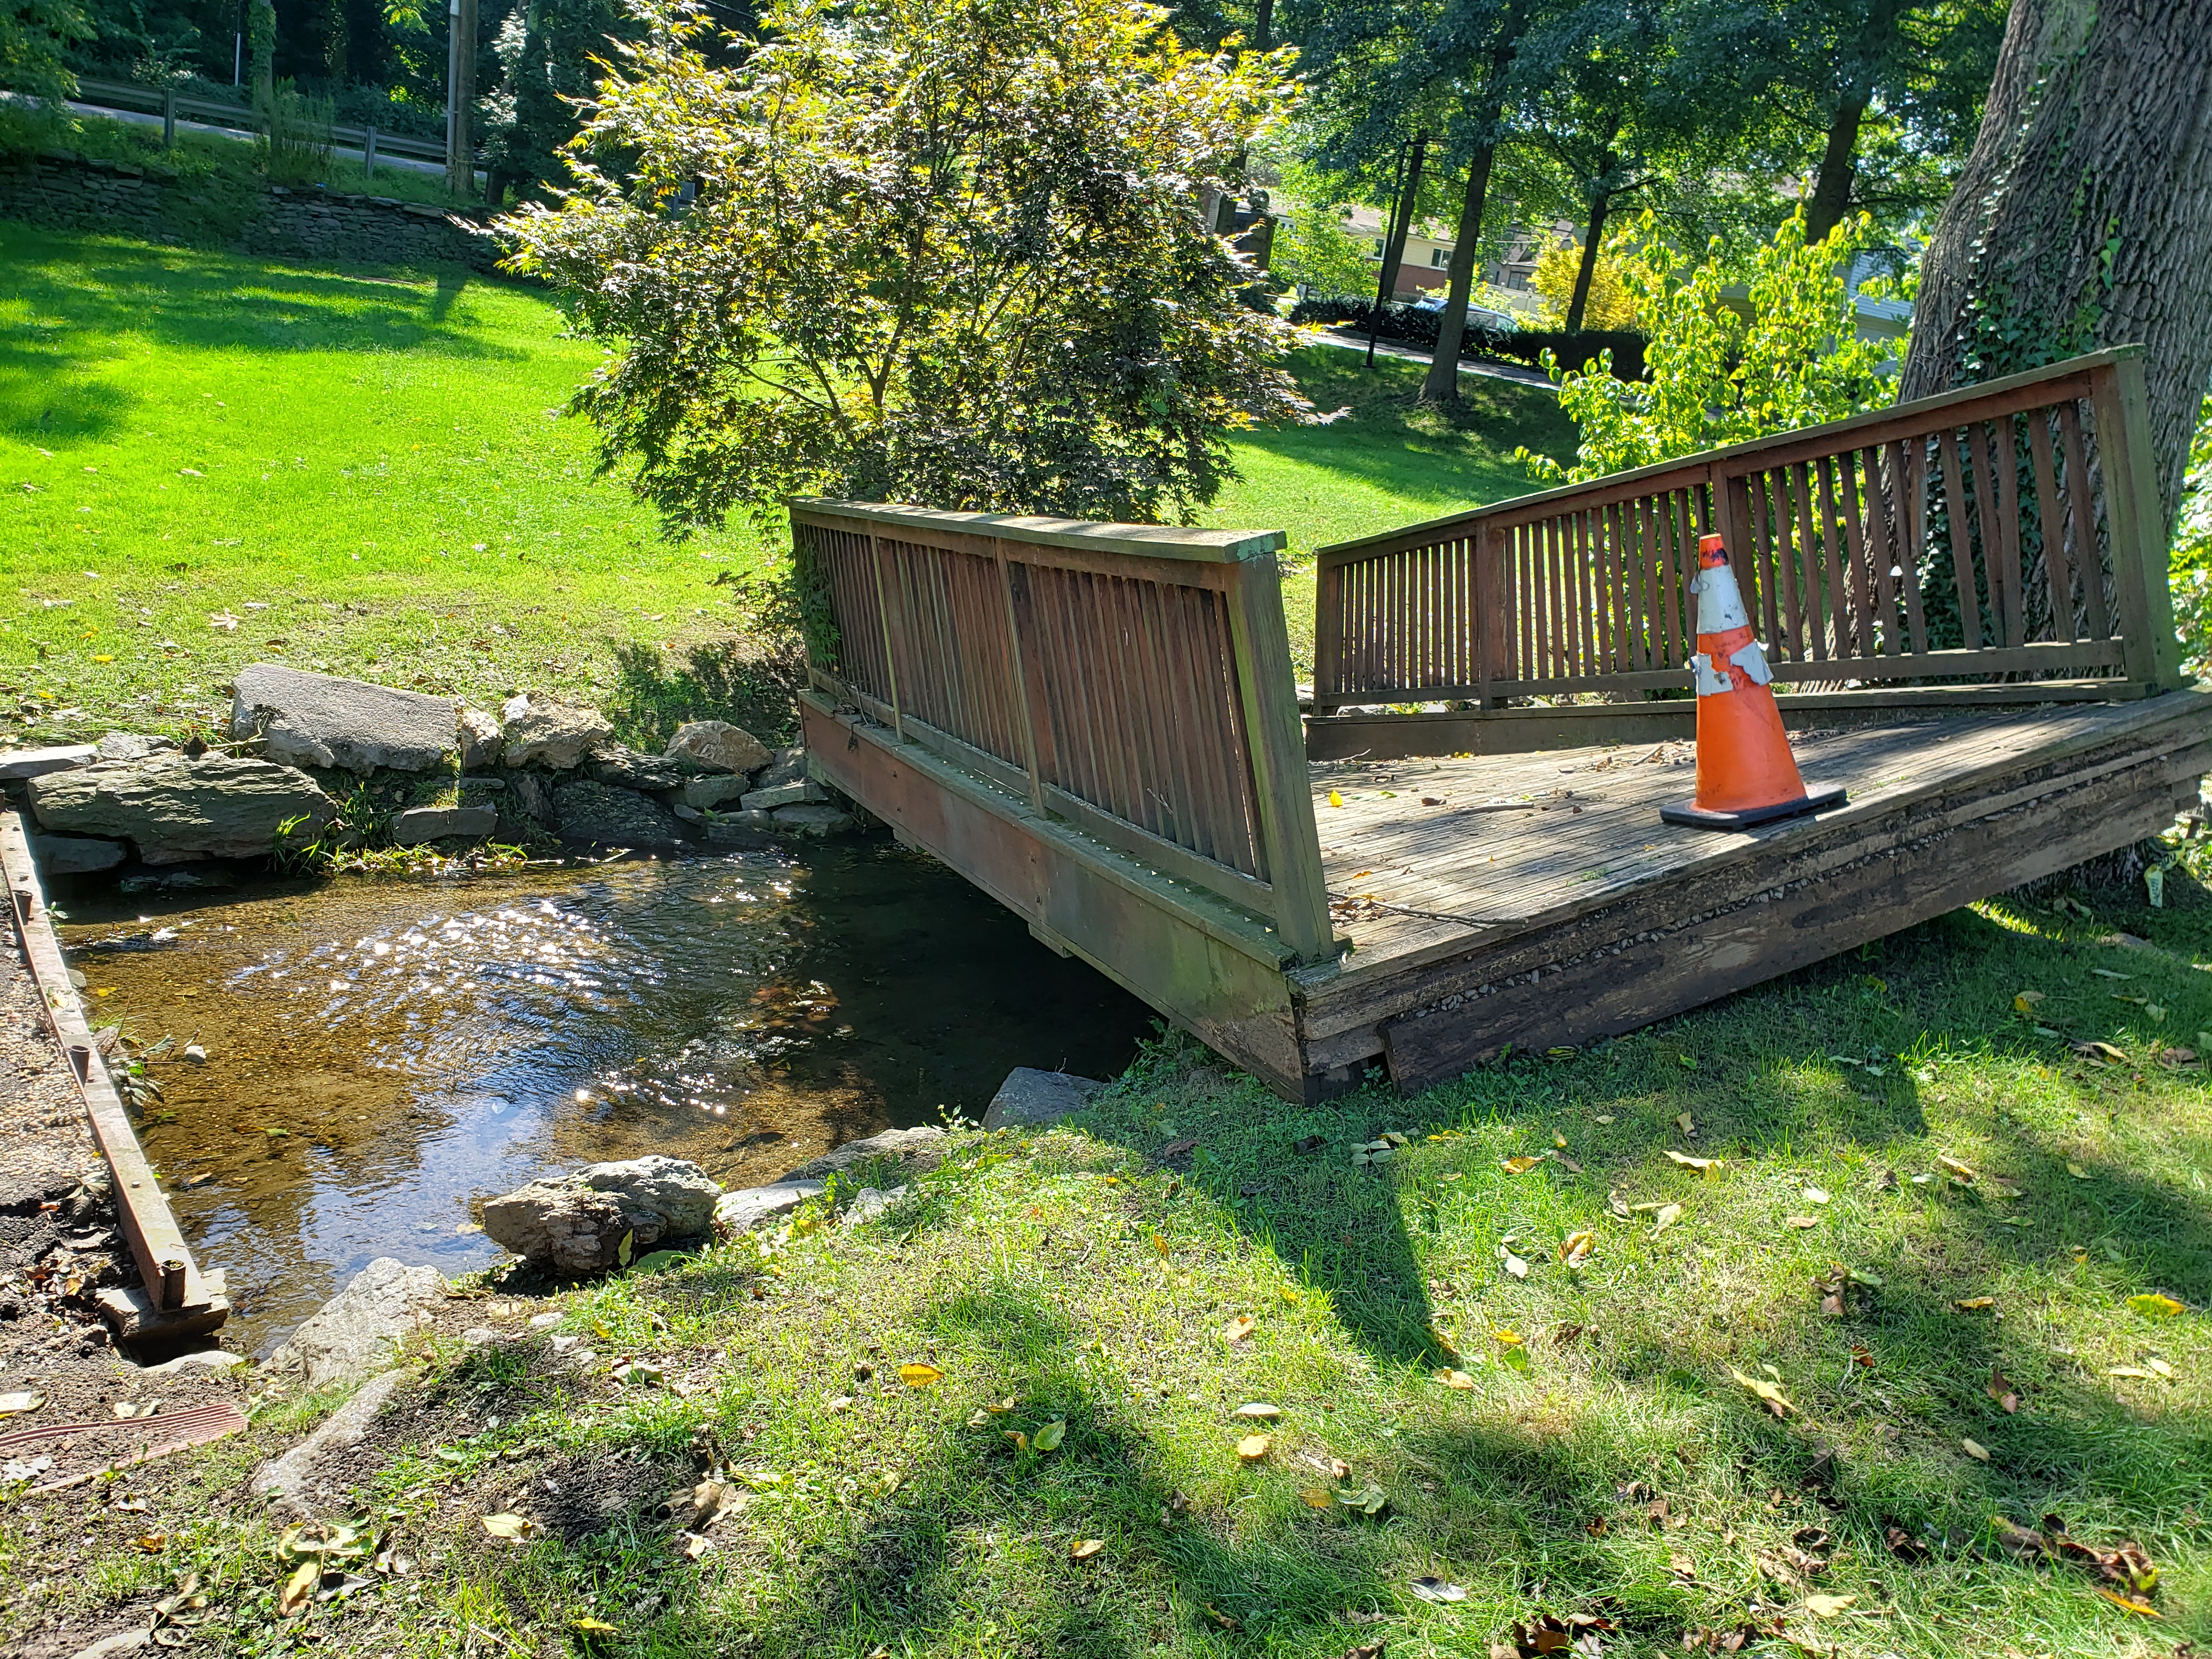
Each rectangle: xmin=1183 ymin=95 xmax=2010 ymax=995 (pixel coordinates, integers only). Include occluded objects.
xmin=28 ymin=753 xmax=335 ymax=865
xmin=741 ymin=780 xmax=827 ymax=811
xmin=230 ymin=664 xmax=459 ymax=774
xmin=703 ymin=811 xmax=774 ymax=844
xmin=97 ymin=731 xmax=176 ymax=764
xmin=591 ymin=748 xmax=686 ymax=791
xmin=679 ymin=774 xmax=750 ymax=811
xmin=664 ymin=720 xmax=770 ymax=775
xmin=982 ymin=1068 xmax=1105 ymax=1131
xmin=392 ymin=804 xmax=498 ymax=844
xmin=773 ymin=802 xmax=857 ymax=837
xmin=713 ymin=1180 xmax=827 ymax=1235
xmin=751 ymin=746 xmax=808 ymax=793
xmin=554 ymin=781 xmax=683 ymax=848
xmin=500 ymin=695 xmax=611 ymax=770
xmin=30 ymin=833 xmax=126 ymax=874
xmin=0 ymin=743 xmax=97 ymax=780
xmin=481 ymin=1156 xmax=723 ymax=1275
xmin=263 ymin=1258 xmax=446 ymax=1390
xmin=459 ymin=707 xmax=504 ymax=769
xmin=781 ymin=1125 xmax=946 ymax=1183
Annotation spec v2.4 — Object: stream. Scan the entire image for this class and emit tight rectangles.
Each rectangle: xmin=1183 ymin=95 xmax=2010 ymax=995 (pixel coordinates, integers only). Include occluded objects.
xmin=54 ymin=841 xmax=1155 ymax=1350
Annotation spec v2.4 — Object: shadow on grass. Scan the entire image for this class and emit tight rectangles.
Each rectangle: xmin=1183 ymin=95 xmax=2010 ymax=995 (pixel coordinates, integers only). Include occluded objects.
xmin=0 ymin=227 xmax=527 ymax=446
xmin=602 ymin=637 xmax=804 ymax=752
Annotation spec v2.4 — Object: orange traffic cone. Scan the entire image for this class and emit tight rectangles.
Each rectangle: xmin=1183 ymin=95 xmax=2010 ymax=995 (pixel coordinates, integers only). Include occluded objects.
xmin=1660 ymin=533 xmax=1846 ymax=831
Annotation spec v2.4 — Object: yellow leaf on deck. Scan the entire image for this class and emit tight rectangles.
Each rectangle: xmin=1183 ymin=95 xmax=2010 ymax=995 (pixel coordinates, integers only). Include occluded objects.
xmin=1327 ymin=791 xmax=1344 ymax=808
xmin=898 ymin=1362 xmax=944 ymax=1386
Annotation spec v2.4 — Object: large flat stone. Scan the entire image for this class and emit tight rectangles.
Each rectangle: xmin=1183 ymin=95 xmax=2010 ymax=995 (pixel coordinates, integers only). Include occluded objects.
xmin=391 ymin=804 xmax=499 ymax=844
xmin=780 ymin=1126 xmax=946 ymax=1183
xmin=0 ymin=744 xmax=97 ymax=780
xmin=981 ymin=1068 xmax=1106 ymax=1131
xmin=230 ymin=663 xmax=460 ymax=774
xmin=712 ymin=1181 xmax=827 ymax=1235
xmin=741 ymin=780 xmax=827 ymax=811
xmin=27 ymin=753 xmax=335 ymax=865
xmin=482 ymin=1156 xmax=722 ymax=1274
xmin=263 ymin=1258 xmax=446 ymax=1390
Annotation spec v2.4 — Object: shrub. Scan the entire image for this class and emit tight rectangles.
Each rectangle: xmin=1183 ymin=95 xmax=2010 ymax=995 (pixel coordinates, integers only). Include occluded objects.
xmin=1288 ymin=295 xmax=1647 ymax=381
xmin=257 ymin=80 xmax=334 ymax=184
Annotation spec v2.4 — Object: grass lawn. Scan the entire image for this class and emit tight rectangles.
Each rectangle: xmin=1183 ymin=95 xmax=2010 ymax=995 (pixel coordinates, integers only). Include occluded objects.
xmin=0 ymin=226 xmax=1567 ymax=748
xmin=12 ymin=889 xmax=2207 ymax=1657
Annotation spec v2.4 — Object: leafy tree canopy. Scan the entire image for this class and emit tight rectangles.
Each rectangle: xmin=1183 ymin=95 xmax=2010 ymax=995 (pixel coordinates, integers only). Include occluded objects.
xmin=502 ymin=0 xmax=1319 ymax=529
xmin=1520 ymin=207 xmax=1887 ymax=481
xmin=3 ymin=0 xmax=92 ymax=100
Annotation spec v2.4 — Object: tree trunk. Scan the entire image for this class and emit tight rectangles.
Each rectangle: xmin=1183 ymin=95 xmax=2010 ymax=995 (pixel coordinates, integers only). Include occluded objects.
xmin=1564 ymin=184 xmax=1612 ymax=332
xmin=1421 ymin=143 xmax=1499 ymax=400
xmin=1375 ymin=132 xmax=1427 ymax=303
xmin=1901 ymin=0 xmax=2212 ymax=537
xmin=1802 ymin=94 xmax=1867 ymax=244
xmin=1255 ymin=0 xmax=1274 ymax=50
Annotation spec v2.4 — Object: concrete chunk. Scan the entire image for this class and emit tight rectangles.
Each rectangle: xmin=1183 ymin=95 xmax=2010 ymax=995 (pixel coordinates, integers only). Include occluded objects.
xmin=230 ymin=663 xmax=460 ymax=774
xmin=0 ymin=744 xmax=97 ymax=780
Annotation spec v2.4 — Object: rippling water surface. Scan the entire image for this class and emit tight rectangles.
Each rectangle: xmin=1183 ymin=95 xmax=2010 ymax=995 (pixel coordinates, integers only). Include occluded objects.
xmin=58 ymin=842 xmax=1154 ymax=1347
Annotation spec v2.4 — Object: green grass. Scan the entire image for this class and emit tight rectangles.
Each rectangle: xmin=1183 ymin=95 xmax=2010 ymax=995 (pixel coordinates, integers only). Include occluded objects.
xmin=11 ymin=888 xmax=2205 ymax=1657
xmin=0 ymin=227 xmax=1568 ymax=747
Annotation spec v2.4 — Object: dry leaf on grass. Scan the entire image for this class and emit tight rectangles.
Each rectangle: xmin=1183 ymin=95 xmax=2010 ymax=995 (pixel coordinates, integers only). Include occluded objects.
xmin=1988 ymin=1367 xmax=2021 ymax=1413
xmin=1785 ymin=1215 xmax=1819 ymax=1229
xmin=2095 ymin=1589 xmax=2162 ymax=1617
xmin=481 ymin=1514 xmax=534 ymax=1540
xmin=1502 ymin=1155 xmax=1544 ymax=1174
xmin=1559 ymin=1229 xmax=1596 ymax=1267
xmin=1236 ymin=1434 xmax=1271 ymax=1460
xmin=1728 ymin=1367 xmax=1794 ymax=1418
xmin=1070 ymin=1538 xmax=1104 ymax=1561
xmin=1436 ymin=1369 xmax=1476 ymax=1390
xmin=1235 ymin=1402 xmax=1282 ymax=1419
xmin=1408 ymin=1575 xmax=1467 ymax=1602
xmin=1666 ymin=1151 xmax=1723 ymax=1177
xmin=2128 ymin=1294 xmax=2187 ymax=1318
xmin=898 ymin=1362 xmax=944 ymax=1387
xmin=1801 ymin=1594 xmax=1855 ymax=1617
xmin=1677 ymin=1113 xmax=1697 ymax=1134
xmin=1954 ymin=1296 xmax=1995 ymax=1312
xmin=1653 ymin=1203 xmax=1684 ymax=1234
xmin=1962 ymin=1438 xmax=1991 ymax=1462
xmin=1502 ymin=1251 xmax=1529 ymax=1279
xmin=1221 ymin=1314 xmax=1257 ymax=1343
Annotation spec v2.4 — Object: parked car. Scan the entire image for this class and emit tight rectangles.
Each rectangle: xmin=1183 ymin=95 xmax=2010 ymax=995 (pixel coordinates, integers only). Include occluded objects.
xmin=1410 ymin=294 xmax=1519 ymax=333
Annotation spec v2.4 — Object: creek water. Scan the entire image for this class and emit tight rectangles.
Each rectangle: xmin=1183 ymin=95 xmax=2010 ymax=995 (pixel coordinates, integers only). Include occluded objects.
xmin=55 ymin=841 xmax=1155 ymax=1350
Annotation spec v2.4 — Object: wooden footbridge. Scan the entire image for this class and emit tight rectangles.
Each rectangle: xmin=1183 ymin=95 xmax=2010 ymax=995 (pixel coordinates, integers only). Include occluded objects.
xmin=793 ymin=348 xmax=2211 ymax=1101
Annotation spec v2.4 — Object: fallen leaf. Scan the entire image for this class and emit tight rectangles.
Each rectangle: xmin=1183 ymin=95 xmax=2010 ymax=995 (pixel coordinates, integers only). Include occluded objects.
xmin=2096 ymin=1589 xmax=2162 ymax=1617
xmin=1884 ymin=1520 xmax=1929 ymax=1561
xmin=1937 ymin=1154 xmax=1977 ymax=1182
xmin=1671 ymin=1550 xmax=1698 ymax=1577
xmin=130 ymin=1533 xmax=167 ymax=1553
xmin=481 ymin=1513 xmax=533 ymax=1539
xmin=1221 ymin=1314 xmax=1257 ymax=1343
xmin=1338 ymin=1483 xmax=1387 ymax=1515
xmin=1158 ymin=1137 xmax=1197 ymax=1158
xmin=1954 ymin=1296 xmax=1995 ymax=1311
xmin=1328 ymin=791 xmax=1344 ymax=808
xmin=1558 ymin=1229 xmax=1596 ymax=1267
xmin=570 ymin=1617 xmax=618 ymax=1636
xmin=278 ymin=1560 xmax=317 ymax=1617
xmin=1237 ymin=1434 xmax=1271 ymax=1460
xmin=615 ymin=1228 xmax=634 ymax=1269
xmin=1677 ymin=1112 xmax=1696 ymax=1134
xmin=679 ymin=1532 xmax=712 ymax=1559
xmin=1299 ymin=1488 xmax=1333 ymax=1508
xmin=2128 ymin=1294 xmax=2186 ymax=1318
xmin=1802 ymin=1594 xmax=1855 ymax=1617
xmin=1988 ymin=1367 xmax=2020 ymax=1413
xmin=1962 ymin=1438 xmax=1991 ymax=1462
xmin=1407 ymin=1575 xmax=1467 ymax=1603
xmin=1666 ymin=1151 xmax=1722 ymax=1177
xmin=1652 ymin=1202 xmax=1683 ymax=1234
xmin=1785 ymin=1215 xmax=1819 ymax=1229
xmin=2073 ymin=1040 xmax=2128 ymax=1064
xmin=1728 ymin=1366 xmax=1794 ymax=1418
xmin=1032 ymin=1419 xmax=1066 ymax=1452
xmin=1070 ymin=1538 xmax=1104 ymax=1561
xmin=1496 ymin=1329 xmax=1530 ymax=1373
xmin=2143 ymin=1356 xmax=2175 ymax=1378
xmin=0 ymin=1392 xmax=44 ymax=1418
xmin=898 ymin=1362 xmax=944 ymax=1386
xmin=1990 ymin=1516 xmax=2049 ymax=1558
xmin=1502 ymin=1155 xmax=1544 ymax=1174
xmin=1501 ymin=1251 xmax=1528 ymax=1279
xmin=1803 ymin=1185 xmax=1830 ymax=1206
xmin=1234 ymin=1403 xmax=1282 ymax=1419
xmin=1202 ymin=1605 xmax=1239 ymax=1629
xmin=2014 ymin=990 xmax=2045 ymax=1013
xmin=1436 ymin=1369 xmax=1475 ymax=1390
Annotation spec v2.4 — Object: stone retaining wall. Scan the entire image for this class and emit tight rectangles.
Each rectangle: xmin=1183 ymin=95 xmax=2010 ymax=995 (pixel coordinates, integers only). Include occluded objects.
xmin=0 ymin=146 xmax=507 ymax=274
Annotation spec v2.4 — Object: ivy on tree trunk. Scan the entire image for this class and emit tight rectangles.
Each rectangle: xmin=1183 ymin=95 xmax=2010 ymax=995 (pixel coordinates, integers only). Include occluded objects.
xmin=1900 ymin=0 xmax=2212 ymax=538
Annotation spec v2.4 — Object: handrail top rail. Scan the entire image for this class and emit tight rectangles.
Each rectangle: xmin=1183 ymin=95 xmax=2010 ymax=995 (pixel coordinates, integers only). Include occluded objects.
xmin=1312 ymin=345 xmax=2142 ymax=568
xmin=792 ymin=499 xmax=1286 ymax=564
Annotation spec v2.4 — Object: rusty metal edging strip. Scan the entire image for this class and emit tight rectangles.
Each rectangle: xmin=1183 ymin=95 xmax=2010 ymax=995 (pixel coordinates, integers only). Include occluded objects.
xmin=0 ymin=808 xmax=223 ymax=1331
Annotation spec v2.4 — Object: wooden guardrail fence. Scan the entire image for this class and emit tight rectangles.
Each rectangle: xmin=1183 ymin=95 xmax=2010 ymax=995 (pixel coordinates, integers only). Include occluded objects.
xmin=1312 ymin=347 xmax=2182 ymax=714
xmin=793 ymin=502 xmax=1335 ymax=961
xmin=70 ymin=76 xmax=461 ymax=172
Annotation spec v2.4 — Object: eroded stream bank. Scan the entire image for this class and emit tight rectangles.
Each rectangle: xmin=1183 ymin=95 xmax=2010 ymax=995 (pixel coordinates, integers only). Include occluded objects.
xmin=54 ymin=840 xmax=1154 ymax=1348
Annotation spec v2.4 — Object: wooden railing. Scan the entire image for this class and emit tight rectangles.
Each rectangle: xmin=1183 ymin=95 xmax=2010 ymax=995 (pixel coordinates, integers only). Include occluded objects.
xmin=1312 ymin=348 xmax=2182 ymax=712
xmin=794 ymin=503 xmax=1334 ymax=960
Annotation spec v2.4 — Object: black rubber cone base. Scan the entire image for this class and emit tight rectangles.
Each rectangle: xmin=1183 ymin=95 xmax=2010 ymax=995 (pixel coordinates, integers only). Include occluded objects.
xmin=1660 ymin=781 xmax=1847 ymax=831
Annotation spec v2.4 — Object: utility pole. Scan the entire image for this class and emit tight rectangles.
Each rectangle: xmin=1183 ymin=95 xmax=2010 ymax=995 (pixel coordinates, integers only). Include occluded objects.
xmin=445 ymin=0 xmax=477 ymax=198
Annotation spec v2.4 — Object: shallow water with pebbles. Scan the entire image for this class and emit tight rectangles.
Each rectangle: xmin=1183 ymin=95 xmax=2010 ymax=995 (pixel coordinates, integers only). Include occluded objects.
xmin=55 ymin=840 xmax=1150 ymax=1348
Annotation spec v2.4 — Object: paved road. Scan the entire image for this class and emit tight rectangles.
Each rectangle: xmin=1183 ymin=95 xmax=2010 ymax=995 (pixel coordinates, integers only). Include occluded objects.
xmin=1308 ymin=326 xmax=1556 ymax=388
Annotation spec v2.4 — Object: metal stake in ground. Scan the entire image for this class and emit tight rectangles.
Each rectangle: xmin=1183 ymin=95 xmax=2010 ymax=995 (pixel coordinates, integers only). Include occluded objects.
xmin=1660 ymin=533 xmax=1846 ymax=832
